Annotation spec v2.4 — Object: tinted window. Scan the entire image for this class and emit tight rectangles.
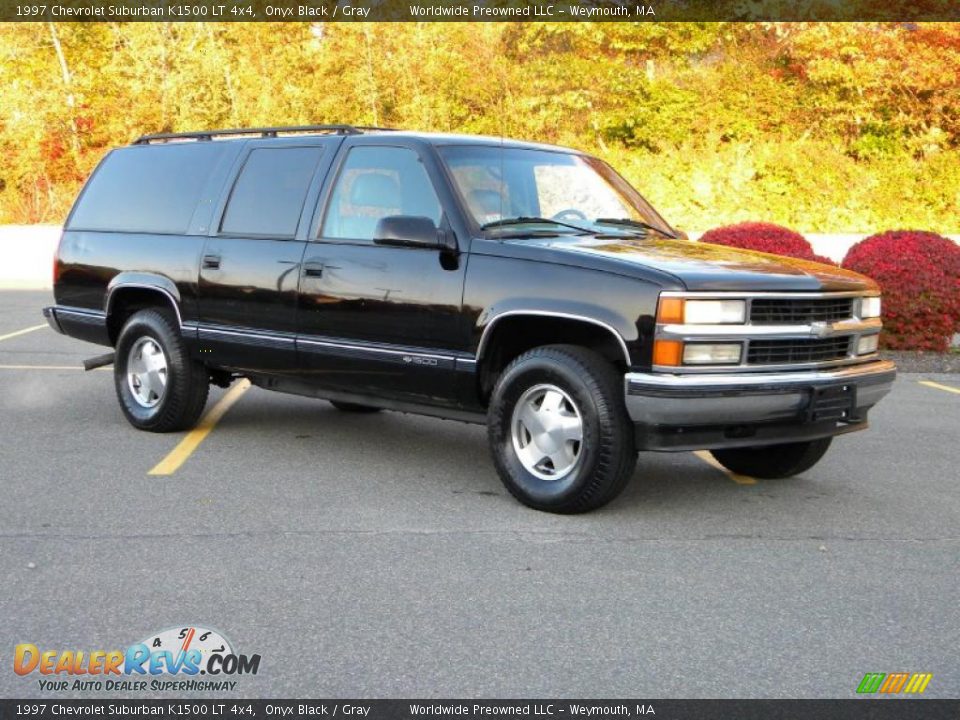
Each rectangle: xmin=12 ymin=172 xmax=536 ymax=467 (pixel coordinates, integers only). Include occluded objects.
xmin=220 ymin=147 xmax=322 ymax=237
xmin=321 ymin=146 xmax=441 ymax=241
xmin=68 ymin=143 xmax=228 ymax=234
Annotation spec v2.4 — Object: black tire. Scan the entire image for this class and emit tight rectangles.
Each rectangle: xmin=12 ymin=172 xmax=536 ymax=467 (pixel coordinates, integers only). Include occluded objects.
xmin=487 ymin=344 xmax=636 ymax=514
xmin=330 ymin=401 xmax=382 ymax=413
xmin=709 ymin=437 xmax=833 ymax=479
xmin=114 ymin=309 xmax=209 ymax=432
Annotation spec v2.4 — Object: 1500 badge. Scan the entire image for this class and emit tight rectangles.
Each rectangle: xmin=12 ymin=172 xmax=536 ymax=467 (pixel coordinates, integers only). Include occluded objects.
xmin=402 ymin=355 xmax=438 ymax=366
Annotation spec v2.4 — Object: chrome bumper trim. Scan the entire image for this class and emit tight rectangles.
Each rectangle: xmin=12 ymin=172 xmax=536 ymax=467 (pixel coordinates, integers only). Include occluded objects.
xmin=624 ymin=360 xmax=896 ymax=427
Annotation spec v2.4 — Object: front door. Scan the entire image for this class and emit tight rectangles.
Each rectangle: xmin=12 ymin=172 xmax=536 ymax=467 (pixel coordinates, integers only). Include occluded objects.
xmin=297 ymin=143 xmax=468 ymax=404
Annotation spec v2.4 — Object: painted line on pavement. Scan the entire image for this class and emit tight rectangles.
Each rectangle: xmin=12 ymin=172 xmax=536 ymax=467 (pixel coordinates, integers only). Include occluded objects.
xmin=918 ymin=380 xmax=960 ymax=396
xmin=0 ymin=324 xmax=47 ymax=342
xmin=693 ymin=450 xmax=757 ymax=485
xmin=148 ymin=379 xmax=252 ymax=476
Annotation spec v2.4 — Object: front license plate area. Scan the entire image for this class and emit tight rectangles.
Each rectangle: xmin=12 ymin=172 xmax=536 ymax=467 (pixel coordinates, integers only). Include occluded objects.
xmin=807 ymin=383 xmax=857 ymax=423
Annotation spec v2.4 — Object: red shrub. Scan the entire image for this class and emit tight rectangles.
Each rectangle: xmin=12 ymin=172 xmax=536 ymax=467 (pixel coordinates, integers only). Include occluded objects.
xmin=699 ymin=222 xmax=833 ymax=264
xmin=842 ymin=230 xmax=960 ymax=351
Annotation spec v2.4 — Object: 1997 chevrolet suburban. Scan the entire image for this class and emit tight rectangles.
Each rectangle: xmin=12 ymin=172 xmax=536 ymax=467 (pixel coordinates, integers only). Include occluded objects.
xmin=44 ymin=125 xmax=896 ymax=513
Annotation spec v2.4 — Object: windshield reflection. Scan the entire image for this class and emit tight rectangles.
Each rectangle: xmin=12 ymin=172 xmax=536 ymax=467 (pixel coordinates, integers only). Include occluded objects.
xmin=438 ymin=145 xmax=676 ymax=238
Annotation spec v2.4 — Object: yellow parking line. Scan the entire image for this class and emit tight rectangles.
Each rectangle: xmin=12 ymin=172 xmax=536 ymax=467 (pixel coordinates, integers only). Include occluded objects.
xmin=693 ymin=450 xmax=757 ymax=485
xmin=0 ymin=324 xmax=47 ymax=342
xmin=919 ymin=380 xmax=960 ymax=396
xmin=148 ymin=379 xmax=251 ymax=476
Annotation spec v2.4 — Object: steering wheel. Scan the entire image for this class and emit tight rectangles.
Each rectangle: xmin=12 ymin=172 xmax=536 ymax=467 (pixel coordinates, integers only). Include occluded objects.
xmin=552 ymin=208 xmax=588 ymax=222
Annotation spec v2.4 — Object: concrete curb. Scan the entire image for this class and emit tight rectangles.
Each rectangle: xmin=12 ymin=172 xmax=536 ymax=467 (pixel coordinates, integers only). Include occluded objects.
xmin=1 ymin=225 xmax=958 ymax=290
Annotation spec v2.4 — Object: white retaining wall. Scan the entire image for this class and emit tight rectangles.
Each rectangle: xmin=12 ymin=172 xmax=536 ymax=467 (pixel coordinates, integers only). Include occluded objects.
xmin=1 ymin=225 xmax=958 ymax=290
xmin=0 ymin=225 xmax=62 ymax=290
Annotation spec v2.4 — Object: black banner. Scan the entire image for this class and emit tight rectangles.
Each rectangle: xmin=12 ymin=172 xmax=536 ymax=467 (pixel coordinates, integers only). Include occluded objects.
xmin=1 ymin=700 xmax=960 ymax=720
xmin=1 ymin=0 xmax=959 ymax=22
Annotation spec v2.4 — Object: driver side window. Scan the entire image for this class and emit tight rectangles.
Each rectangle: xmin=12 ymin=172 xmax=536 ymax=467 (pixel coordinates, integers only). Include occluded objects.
xmin=321 ymin=146 xmax=442 ymax=242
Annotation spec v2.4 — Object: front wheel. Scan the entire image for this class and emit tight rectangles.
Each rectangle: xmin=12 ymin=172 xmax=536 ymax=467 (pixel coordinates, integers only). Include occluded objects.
xmin=709 ymin=437 xmax=833 ymax=479
xmin=487 ymin=345 xmax=636 ymax=514
xmin=114 ymin=309 xmax=209 ymax=432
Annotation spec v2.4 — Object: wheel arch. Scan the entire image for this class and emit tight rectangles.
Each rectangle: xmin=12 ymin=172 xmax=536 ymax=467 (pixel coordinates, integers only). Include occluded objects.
xmin=475 ymin=311 xmax=632 ymax=403
xmin=105 ymin=274 xmax=183 ymax=345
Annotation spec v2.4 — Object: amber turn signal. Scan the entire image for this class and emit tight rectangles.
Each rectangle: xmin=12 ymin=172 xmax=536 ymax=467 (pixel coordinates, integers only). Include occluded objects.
xmin=656 ymin=297 xmax=684 ymax=324
xmin=653 ymin=339 xmax=683 ymax=366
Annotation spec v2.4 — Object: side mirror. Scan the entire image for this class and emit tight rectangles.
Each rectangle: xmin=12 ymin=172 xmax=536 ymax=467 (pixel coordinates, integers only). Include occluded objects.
xmin=373 ymin=216 xmax=446 ymax=249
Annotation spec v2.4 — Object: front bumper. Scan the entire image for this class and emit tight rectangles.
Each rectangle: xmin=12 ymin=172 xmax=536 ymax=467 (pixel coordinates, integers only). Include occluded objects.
xmin=625 ymin=360 xmax=896 ymax=451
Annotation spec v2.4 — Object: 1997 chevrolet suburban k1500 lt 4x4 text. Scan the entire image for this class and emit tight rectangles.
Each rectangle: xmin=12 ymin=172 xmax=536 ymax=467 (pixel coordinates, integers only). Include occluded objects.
xmin=44 ymin=125 xmax=895 ymax=513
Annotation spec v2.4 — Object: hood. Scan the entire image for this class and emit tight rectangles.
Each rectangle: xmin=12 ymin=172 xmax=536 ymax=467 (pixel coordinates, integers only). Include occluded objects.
xmin=500 ymin=235 xmax=877 ymax=292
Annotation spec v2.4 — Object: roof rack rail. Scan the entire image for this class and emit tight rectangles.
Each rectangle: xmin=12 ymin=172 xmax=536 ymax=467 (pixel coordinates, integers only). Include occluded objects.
xmin=352 ymin=126 xmax=400 ymax=133
xmin=132 ymin=124 xmax=394 ymax=145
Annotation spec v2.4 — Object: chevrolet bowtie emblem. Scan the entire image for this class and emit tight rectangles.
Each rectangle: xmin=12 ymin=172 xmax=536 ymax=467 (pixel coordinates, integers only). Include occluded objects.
xmin=809 ymin=322 xmax=833 ymax=338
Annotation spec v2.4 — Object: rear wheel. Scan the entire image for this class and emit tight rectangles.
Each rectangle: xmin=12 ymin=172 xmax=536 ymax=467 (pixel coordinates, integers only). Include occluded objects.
xmin=487 ymin=344 xmax=636 ymax=514
xmin=709 ymin=437 xmax=832 ymax=479
xmin=114 ymin=309 xmax=209 ymax=432
xmin=330 ymin=401 xmax=382 ymax=413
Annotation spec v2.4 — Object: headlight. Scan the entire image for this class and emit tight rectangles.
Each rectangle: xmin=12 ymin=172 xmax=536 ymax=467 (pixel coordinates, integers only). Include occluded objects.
xmin=857 ymin=334 xmax=880 ymax=355
xmin=681 ymin=343 xmax=743 ymax=366
xmin=861 ymin=296 xmax=882 ymax=319
xmin=657 ymin=298 xmax=746 ymax=325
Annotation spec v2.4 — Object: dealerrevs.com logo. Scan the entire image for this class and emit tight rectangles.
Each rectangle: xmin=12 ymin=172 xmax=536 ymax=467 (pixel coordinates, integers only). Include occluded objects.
xmin=14 ymin=626 xmax=261 ymax=692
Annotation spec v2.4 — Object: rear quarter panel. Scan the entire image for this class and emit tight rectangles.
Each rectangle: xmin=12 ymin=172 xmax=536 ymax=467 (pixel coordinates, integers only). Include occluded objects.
xmin=54 ymin=231 xmax=205 ymax=322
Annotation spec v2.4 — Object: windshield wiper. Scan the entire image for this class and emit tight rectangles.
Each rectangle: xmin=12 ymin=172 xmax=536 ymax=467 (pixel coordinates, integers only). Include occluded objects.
xmin=594 ymin=218 xmax=674 ymax=238
xmin=481 ymin=216 xmax=591 ymax=235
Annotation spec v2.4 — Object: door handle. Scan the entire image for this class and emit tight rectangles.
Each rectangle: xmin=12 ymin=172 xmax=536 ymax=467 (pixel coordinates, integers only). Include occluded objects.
xmin=303 ymin=262 xmax=324 ymax=278
xmin=202 ymin=254 xmax=221 ymax=270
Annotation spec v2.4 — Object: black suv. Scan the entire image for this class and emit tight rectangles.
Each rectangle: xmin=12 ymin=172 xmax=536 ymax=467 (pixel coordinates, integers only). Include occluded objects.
xmin=44 ymin=125 xmax=895 ymax=513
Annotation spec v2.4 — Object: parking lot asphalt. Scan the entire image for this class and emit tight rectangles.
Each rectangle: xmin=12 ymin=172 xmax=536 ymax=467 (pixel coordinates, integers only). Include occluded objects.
xmin=1 ymin=290 xmax=958 ymax=699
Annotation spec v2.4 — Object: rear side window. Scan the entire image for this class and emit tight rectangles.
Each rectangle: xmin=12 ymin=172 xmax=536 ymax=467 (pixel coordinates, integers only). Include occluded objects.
xmin=69 ymin=143 xmax=228 ymax=234
xmin=220 ymin=147 xmax=322 ymax=237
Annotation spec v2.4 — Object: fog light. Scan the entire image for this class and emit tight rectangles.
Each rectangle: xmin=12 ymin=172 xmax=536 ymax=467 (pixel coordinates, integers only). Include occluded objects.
xmin=653 ymin=339 xmax=683 ymax=366
xmin=861 ymin=296 xmax=882 ymax=319
xmin=857 ymin=334 xmax=880 ymax=355
xmin=682 ymin=343 xmax=742 ymax=365
xmin=683 ymin=300 xmax=747 ymax=324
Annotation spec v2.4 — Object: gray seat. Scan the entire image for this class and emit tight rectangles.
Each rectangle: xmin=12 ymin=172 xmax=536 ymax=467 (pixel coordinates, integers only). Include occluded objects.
xmin=337 ymin=172 xmax=401 ymax=239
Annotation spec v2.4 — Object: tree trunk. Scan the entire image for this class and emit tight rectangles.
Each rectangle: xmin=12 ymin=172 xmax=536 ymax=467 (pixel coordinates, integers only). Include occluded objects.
xmin=47 ymin=22 xmax=80 ymax=156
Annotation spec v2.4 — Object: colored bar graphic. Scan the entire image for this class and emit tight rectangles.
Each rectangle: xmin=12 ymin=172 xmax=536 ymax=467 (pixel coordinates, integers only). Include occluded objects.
xmin=904 ymin=673 xmax=933 ymax=694
xmin=879 ymin=672 xmax=908 ymax=693
xmin=857 ymin=673 xmax=885 ymax=693
xmin=857 ymin=672 xmax=932 ymax=694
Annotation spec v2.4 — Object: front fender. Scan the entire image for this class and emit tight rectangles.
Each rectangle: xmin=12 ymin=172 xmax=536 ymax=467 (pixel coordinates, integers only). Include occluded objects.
xmin=464 ymin=254 xmax=663 ymax=367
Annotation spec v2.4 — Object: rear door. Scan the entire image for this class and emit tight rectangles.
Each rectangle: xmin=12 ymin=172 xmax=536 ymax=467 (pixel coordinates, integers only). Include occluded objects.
xmin=197 ymin=138 xmax=339 ymax=372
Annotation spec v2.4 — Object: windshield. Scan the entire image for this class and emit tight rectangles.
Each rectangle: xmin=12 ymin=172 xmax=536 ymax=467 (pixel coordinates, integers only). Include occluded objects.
xmin=437 ymin=145 xmax=676 ymax=237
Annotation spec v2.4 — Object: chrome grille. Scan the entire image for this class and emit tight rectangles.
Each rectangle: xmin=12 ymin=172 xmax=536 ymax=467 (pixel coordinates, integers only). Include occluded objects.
xmin=750 ymin=298 xmax=854 ymax=324
xmin=747 ymin=337 xmax=852 ymax=365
